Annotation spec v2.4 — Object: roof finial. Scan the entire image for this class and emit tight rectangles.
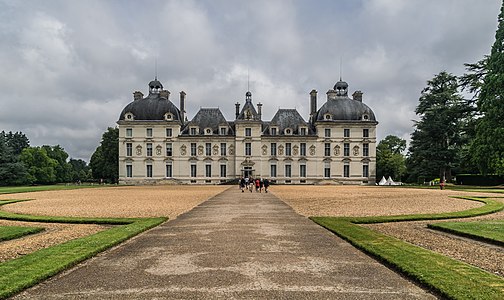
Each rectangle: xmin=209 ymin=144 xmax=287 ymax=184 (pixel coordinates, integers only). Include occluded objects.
xmin=339 ymin=56 xmax=342 ymax=81
xmin=155 ymin=57 xmax=158 ymax=80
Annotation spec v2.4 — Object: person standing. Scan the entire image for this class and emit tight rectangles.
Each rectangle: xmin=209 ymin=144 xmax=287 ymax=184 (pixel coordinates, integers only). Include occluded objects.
xmin=239 ymin=177 xmax=245 ymax=192
xmin=264 ymin=178 xmax=270 ymax=193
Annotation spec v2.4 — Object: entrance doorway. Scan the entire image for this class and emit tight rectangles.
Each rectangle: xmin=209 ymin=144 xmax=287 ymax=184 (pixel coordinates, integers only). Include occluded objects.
xmin=243 ymin=167 xmax=253 ymax=178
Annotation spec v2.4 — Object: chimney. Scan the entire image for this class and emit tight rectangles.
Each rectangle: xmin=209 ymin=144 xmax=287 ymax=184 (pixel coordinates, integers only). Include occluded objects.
xmin=257 ymin=103 xmax=262 ymax=120
xmin=180 ymin=91 xmax=186 ymax=122
xmin=133 ymin=91 xmax=143 ymax=101
xmin=159 ymin=90 xmax=170 ymax=99
xmin=352 ymin=91 xmax=363 ymax=102
xmin=309 ymin=89 xmax=317 ymax=116
xmin=235 ymin=102 xmax=240 ymax=119
xmin=326 ymin=89 xmax=337 ymax=100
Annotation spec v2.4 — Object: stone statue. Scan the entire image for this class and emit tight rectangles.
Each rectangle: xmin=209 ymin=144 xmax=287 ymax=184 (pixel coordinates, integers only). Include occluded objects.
xmin=180 ymin=144 xmax=187 ymax=156
xmin=136 ymin=145 xmax=142 ymax=156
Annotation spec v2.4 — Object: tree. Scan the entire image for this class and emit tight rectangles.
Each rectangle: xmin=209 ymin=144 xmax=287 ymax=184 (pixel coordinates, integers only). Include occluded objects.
xmin=69 ymin=158 xmax=91 ymax=182
xmin=0 ymin=135 xmax=28 ymax=186
xmin=42 ymin=145 xmax=72 ymax=183
xmin=468 ymin=2 xmax=504 ymax=174
xmin=90 ymin=127 xmax=118 ymax=183
xmin=1 ymin=131 xmax=30 ymax=155
xmin=376 ymin=135 xmax=406 ymax=181
xmin=406 ymin=71 xmax=470 ymax=183
xmin=19 ymin=147 xmax=58 ymax=184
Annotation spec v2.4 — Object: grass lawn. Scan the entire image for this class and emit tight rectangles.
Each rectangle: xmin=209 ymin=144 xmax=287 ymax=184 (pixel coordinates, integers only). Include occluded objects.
xmin=0 ymin=225 xmax=44 ymax=242
xmin=0 ymin=199 xmax=167 ymax=299
xmin=428 ymin=220 xmax=504 ymax=246
xmin=0 ymin=184 xmax=104 ymax=195
xmin=311 ymin=196 xmax=504 ymax=300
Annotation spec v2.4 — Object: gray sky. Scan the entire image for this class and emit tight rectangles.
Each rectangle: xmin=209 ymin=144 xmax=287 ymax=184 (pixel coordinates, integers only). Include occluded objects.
xmin=0 ymin=0 xmax=500 ymax=161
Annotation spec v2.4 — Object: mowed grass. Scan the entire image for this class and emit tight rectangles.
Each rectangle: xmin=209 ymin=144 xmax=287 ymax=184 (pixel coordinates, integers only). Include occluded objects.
xmin=0 ymin=199 xmax=167 ymax=299
xmin=0 ymin=184 xmax=103 ymax=195
xmin=311 ymin=196 xmax=504 ymax=300
xmin=0 ymin=225 xmax=44 ymax=242
xmin=428 ymin=220 xmax=504 ymax=246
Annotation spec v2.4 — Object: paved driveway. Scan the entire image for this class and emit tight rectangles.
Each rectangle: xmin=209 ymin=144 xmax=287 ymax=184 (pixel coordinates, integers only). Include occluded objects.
xmin=14 ymin=187 xmax=436 ymax=299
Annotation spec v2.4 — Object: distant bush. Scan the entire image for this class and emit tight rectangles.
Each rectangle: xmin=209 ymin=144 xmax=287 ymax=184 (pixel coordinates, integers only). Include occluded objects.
xmin=455 ymin=174 xmax=504 ymax=186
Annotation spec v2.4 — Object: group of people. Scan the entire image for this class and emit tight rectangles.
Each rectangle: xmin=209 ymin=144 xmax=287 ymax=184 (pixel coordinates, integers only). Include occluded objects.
xmin=239 ymin=176 xmax=270 ymax=193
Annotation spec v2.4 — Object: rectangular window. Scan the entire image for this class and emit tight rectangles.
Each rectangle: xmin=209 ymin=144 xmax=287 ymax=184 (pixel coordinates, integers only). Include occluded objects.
xmin=271 ymin=143 xmax=277 ymax=156
xmin=324 ymin=143 xmax=331 ymax=156
xmin=220 ymin=165 xmax=226 ymax=177
xmin=146 ymin=143 xmax=153 ymax=156
xmin=344 ymin=128 xmax=350 ymax=137
xmin=146 ymin=165 xmax=153 ymax=177
xmin=300 ymin=128 xmax=306 ymax=135
xmin=205 ymin=164 xmax=212 ymax=177
xmin=220 ymin=143 xmax=226 ymax=156
xmin=126 ymin=143 xmax=132 ymax=156
xmin=191 ymin=143 xmax=197 ymax=156
xmin=126 ymin=128 xmax=132 ymax=137
xmin=206 ymin=143 xmax=211 ymax=156
xmin=190 ymin=164 xmax=197 ymax=177
xmin=126 ymin=165 xmax=132 ymax=177
xmin=285 ymin=143 xmax=291 ymax=156
xmin=245 ymin=142 xmax=251 ymax=156
xmin=344 ymin=143 xmax=350 ymax=156
xmin=245 ymin=128 xmax=252 ymax=136
xmin=271 ymin=128 xmax=277 ymax=136
xmin=363 ymin=164 xmax=369 ymax=177
xmin=220 ymin=127 xmax=227 ymax=135
xmin=300 ymin=143 xmax=306 ymax=156
xmin=325 ymin=128 xmax=331 ymax=138
xmin=190 ymin=128 xmax=197 ymax=135
xmin=324 ymin=164 xmax=330 ymax=178
xmin=363 ymin=143 xmax=369 ymax=157
xmin=270 ymin=164 xmax=277 ymax=177
xmin=166 ymin=128 xmax=172 ymax=137
xmin=285 ymin=165 xmax=292 ymax=178
xmin=363 ymin=128 xmax=369 ymax=138
xmin=166 ymin=143 xmax=172 ymax=156
xmin=166 ymin=164 xmax=172 ymax=177
xmin=146 ymin=128 xmax=153 ymax=137
xmin=344 ymin=164 xmax=350 ymax=177
xmin=300 ymin=164 xmax=306 ymax=177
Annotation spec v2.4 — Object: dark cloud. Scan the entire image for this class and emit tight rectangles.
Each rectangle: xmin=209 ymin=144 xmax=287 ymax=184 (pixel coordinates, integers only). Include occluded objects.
xmin=0 ymin=0 xmax=500 ymax=160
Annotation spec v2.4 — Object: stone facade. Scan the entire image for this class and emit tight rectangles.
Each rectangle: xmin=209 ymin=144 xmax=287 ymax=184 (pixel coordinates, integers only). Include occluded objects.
xmin=117 ymin=78 xmax=378 ymax=184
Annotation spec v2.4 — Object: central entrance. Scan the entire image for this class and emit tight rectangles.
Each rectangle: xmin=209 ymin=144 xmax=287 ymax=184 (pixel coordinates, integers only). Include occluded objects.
xmin=243 ymin=166 xmax=254 ymax=178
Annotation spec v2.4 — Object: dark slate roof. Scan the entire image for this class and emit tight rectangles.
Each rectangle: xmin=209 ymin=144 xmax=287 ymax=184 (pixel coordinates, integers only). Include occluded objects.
xmin=265 ymin=109 xmax=308 ymax=135
xmin=181 ymin=108 xmax=233 ymax=135
xmin=236 ymin=92 xmax=260 ymax=121
xmin=119 ymin=93 xmax=182 ymax=121
xmin=315 ymin=96 xmax=376 ymax=122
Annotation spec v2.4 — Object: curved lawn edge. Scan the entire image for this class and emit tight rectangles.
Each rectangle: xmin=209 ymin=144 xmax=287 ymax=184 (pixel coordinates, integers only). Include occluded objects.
xmin=427 ymin=221 xmax=504 ymax=247
xmin=0 ymin=200 xmax=167 ymax=299
xmin=0 ymin=226 xmax=44 ymax=242
xmin=310 ymin=196 xmax=504 ymax=300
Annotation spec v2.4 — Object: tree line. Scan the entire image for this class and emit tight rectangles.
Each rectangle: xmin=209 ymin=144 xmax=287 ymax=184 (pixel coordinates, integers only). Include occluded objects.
xmin=378 ymin=1 xmax=504 ymax=183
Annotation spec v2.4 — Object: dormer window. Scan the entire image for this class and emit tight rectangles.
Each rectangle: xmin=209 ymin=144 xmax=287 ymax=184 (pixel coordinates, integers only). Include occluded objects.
xmin=205 ymin=128 xmax=213 ymax=135
xmin=125 ymin=113 xmax=134 ymax=120
xmin=164 ymin=113 xmax=173 ymax=121
xmin=362 ymin=114 xmax=370 ymax=121
xmin=324 ymin=114 xmax=332 ymax=120
xmin=300 ymin=127 xmax=307 ymax=136
xmin=285 ymin=128 xmax=292 ymax=135
xmin=190 ymin=127 xmax=197 ymax=135
xmin=220 ymin=127 xmax=227 ymax=135
xmin=270 ymin=127 xmax=277 ymax=136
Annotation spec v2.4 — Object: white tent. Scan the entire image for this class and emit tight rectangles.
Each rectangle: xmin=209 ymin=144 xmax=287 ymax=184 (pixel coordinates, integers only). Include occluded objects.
xmin=386 ymin=176 xmax=395 ymax=186
xmin=378 ymin=176 xmax=387 ymax=185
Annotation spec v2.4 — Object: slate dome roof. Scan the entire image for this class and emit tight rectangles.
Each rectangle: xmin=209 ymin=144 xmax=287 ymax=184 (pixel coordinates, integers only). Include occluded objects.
xmin=119 ymin=93 xmax=181 ymax=121
xmin=315 ymin=97 xmax=376 ymax=122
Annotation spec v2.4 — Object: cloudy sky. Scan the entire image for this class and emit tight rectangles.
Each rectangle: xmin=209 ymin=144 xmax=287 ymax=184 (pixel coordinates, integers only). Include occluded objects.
xmin=0 ymin=0 xmax=500 ymax=161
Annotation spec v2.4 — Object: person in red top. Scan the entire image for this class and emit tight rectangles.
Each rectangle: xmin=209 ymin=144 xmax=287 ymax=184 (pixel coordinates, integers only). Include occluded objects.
xmin=255 ymin=178 xmax=260 ymax=192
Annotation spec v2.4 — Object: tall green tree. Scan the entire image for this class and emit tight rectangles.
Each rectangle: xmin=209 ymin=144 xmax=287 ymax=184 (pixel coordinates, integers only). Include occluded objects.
xmin=90 ymin=127 xmax=118 ymax=183
xmin=469 ymin=2 xmax=504 ymax=174
xmin=406 ymin=71 xmax=470 ymax=182
xmin=19 ymin=147 xmax=58 ymax=184
xmin=42 ymin=145 xmax=72 ymax=183
xmin=376 ymin=135 xmax=406 ymax=181
xmin=1 ymin=131 xmax=30 ymax=155
xmin=69 ymin=158 xmax=91 ymax=182
xmin=0 ymin=135 xmax=28 ymax=186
